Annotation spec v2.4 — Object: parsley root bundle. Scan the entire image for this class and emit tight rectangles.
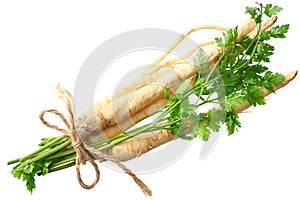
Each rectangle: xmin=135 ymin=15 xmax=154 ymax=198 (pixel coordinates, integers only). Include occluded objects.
xmin=8 ymin=3 xmax=297 ymax=196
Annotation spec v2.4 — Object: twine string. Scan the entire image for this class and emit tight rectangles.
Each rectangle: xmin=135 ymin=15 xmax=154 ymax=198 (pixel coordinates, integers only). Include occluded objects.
xmin=39 ymin=84 xmax=152 ymax=196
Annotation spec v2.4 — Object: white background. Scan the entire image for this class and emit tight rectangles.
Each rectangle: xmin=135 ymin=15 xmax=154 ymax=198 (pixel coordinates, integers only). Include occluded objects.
xmin=1 ymin=0 xmax=300 ymax=199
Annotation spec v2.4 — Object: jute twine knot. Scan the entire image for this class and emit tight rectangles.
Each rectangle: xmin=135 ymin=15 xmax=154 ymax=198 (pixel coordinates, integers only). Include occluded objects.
xmin=39 ymin=84 xmax=152 ymax=196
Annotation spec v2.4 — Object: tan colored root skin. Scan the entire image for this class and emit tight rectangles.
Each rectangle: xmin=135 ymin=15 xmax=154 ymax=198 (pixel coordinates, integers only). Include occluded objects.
xmin=110 ymin=129 xmax=176 ymax=162
xmin=237 ymin=18 xmax=256 ymax=41
xmin=96 ymin=69 xmax=177 ymax=107
xmin=108 ymin=71 xmax=298 ymax=162
xmin=79 ymin=83 xmax=166 ymax=132
xmin=82 ymin=78 xmax=196 ymax=144
xmin=97 ymin=84 xmax=164 ymax=127
xmin=77 ymin=17 xmax=278 ymax=141
xmin=83 ymin=99 xmax=167 ymax=144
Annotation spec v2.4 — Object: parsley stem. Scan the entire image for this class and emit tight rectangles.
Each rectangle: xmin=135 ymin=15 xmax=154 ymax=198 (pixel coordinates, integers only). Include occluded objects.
xmin=23 ymin=138 xmax=71 ymax=165
xmin=98 ymin=123 xmax=154 ymax=151
xmin=49 ymin=156 xmax=76 ymax=169
xmin=19 ymin=135 xmax=67 ymax=162
xmin=88 ymin=132 xmax=125 ymax=147
xmin=122 ymin=110 xmax=162 ymax=133
xmin=7 ymin=158 xmax=21 ymax=165
xmin=46 ymin=133 xmax=126 ymax=161
xmin=47 ymin=162 xmax=75 ymax=174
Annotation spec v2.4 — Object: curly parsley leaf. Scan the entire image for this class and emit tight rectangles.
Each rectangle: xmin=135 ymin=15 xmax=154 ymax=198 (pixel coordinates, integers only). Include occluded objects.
xmin=215 ymin=27 xmax=238 ymax=48
xmin=12 ymin=161 xmax=51 ymax=193
xmin=270 ymin=72 xmax=285 ymax=85
xmin=208 ymin=108 xmax=226 ymax=132
xmin=260 ymin=24 xmax=290 ymax=40
xmin=246 ymin=3 xmax=283 ymax=23
xmin=246 ymin=2 xmax=264 ymax=23
xmin=225 ymin=110 xmax=242 ymax=135
xmin=264 ymin=4 xmax=283 ymax=17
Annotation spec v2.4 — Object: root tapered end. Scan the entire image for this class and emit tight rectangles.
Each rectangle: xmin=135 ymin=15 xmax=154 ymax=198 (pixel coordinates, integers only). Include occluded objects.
xmin=286 ymin=70 xmax=298 ymax=82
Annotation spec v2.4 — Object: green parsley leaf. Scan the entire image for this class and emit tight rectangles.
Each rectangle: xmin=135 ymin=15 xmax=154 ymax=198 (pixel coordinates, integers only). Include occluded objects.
xmin=264 ymin=4 xmax=283 ymax=17
xmin=11 ymin=160 xmax=52 ymax=193
xmin=245 ymin=5 xmax=260 ymax=21
xmin=12 ymin=168 xmax=23 ymax=179
xmin=24 ymin=164 xmax=35 ymax=174
xmin=226 ymin=110 xmax=241 ymax=135
xmin=208 ymin=108 xmax=225 ymax=132
xmin=215 ymin=27 xmax=238 ymax=48
xmin=264 ymin=71 xmax=285 ymax=86
xmin=269 ymin=24 xmax=290 ymax=38
xmin=246 ymin=3 xmax=283 ymax=24
xmin=23 ymin=173 xmax=36 ymax=193
xmin=198 ymin=122 xmax=210 ymax=141
xmin=227 ymin=95 xmax=246 ymax=108
xmin=260 ymin=24 xmax=290 ymax=40
xmin=270 ymin=72 xmax=284 ymax=85
xmin=245 ymin=2 xmax=263 ymax=23
xmin=254 ymin=43 xmax=274 ymax=63
xmin=244 ymin=86 xmax=266 ymax=106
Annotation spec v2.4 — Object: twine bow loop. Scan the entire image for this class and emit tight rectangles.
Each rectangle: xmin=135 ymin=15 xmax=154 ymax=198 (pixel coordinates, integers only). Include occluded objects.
xmin=39 ymin=84 xmax=100 ymax=189
xmin=39 ymin=84 xmax=152 ymax=196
